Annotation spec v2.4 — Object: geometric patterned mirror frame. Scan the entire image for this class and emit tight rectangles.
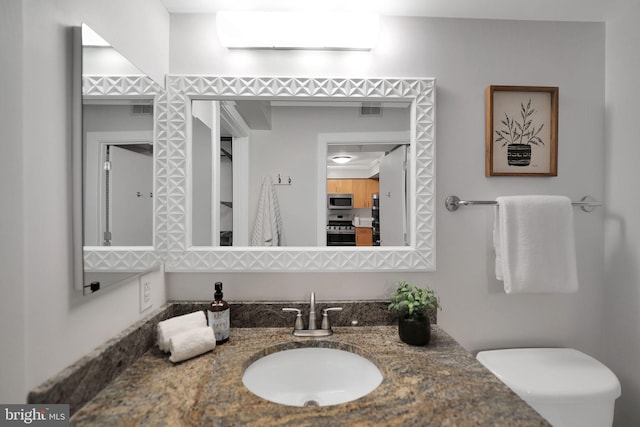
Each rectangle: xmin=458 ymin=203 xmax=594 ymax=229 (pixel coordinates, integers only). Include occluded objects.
xmin=82 ymin=75 xmax=166 ymax=274
xmin=164 ymin=76 xmax=436 ymax=272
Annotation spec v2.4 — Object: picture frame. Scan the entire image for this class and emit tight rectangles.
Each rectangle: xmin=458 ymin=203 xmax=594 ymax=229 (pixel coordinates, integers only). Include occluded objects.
xmin=486 ymin=85 xmax=558 ymax=176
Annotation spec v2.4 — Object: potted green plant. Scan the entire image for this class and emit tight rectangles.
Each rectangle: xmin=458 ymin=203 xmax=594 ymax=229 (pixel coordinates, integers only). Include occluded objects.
xmin=389 ymin=281 xmax=440 ymax=346
xmin=495 ymin=99 xmax=545 ymax=166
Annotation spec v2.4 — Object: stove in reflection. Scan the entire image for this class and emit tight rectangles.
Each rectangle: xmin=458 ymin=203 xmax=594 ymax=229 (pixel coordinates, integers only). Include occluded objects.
xmin=326 ymin=213 xmax=355 ymax=246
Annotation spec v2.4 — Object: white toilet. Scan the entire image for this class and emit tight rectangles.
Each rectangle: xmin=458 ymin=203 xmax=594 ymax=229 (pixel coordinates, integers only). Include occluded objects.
xmin=476 ymin=348 xmax=621 ymax=427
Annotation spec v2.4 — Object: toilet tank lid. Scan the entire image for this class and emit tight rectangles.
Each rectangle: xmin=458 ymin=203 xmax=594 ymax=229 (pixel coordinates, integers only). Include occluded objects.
xmin=476 ymin=348 xmax=621 ymax=403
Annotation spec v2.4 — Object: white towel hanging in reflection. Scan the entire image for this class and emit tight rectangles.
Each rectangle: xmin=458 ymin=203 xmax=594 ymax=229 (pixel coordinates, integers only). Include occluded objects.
xmin=251 ymin=176 xmax=283 ymax=246
xmin=493 ymin=195 xmax=579 ymax=294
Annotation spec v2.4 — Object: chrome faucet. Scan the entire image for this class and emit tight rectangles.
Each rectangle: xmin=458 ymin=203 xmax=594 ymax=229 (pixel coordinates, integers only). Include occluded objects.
xmin=308 ymin=291 xmax=317 ymax=330
xmin=282 ymin=292 xmax=342 ymax=337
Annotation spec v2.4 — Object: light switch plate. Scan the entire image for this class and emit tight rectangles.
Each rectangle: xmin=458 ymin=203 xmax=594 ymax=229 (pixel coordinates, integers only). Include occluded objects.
xmin=139 ymin=276 xmax=152 ymax=313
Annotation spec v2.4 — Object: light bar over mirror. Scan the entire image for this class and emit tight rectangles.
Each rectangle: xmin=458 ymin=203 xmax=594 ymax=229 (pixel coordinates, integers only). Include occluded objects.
xmin=216 ymin=11 xmax=380 ymax=50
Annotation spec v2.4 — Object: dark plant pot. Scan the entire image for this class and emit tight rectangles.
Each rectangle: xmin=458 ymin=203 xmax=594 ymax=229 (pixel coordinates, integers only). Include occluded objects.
xmin=398 ymin=315 xmax=431 ymax=346
xmin=507 ymin=144 xmax=532 ymax=166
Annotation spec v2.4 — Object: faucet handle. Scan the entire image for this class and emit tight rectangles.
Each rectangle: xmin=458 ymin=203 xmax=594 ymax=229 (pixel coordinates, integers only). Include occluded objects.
xmin=282 ymin=308 xmax=304 ymax=331
xmin=320 ymin=307 xmax=343 ymax=330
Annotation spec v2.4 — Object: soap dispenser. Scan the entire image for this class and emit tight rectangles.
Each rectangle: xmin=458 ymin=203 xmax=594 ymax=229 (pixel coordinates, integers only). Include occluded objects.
xmin=208 ymin=282 xmax=230 ymax=344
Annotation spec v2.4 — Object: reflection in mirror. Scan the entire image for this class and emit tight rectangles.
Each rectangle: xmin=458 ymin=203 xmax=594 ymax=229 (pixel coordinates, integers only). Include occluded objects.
xmin=191 ymin=101 xmax=235 ymax=246
xmin=190 ymin=100 xmax=410 ymax=248
xmin=82 ymin=24 xmax=153 ymax=247
xmin=82 ymin=103 xmax=154 ymax=246
xmin=74 ymin=23 xmax=161 ymax=293
xmin=326 ymin=140 xmax=409 ymax=247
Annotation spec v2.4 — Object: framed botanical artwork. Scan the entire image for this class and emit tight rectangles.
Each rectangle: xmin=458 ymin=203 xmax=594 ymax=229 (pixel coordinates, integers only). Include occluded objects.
xmin=486 ymin=85 xmax=558 ymax=176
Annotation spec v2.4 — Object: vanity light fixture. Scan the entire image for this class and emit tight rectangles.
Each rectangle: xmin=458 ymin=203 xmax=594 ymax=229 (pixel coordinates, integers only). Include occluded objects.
xmin=332 ymin=155 xmax=353 ymax=164
xmin=216 ymin=11 xmax=379 ymax=50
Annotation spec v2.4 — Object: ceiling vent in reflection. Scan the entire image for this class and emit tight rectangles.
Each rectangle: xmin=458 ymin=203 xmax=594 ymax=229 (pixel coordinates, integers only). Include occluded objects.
xmin=132 ymin=104 xmax=153 ymax=115
xmin=360 ymin=102 xmax=382 ymax=117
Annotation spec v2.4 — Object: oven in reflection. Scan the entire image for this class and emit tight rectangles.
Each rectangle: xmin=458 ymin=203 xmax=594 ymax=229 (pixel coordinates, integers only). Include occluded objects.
xmin=327 ymin=213 xmax=356 ymax=246
xmin=327 ymin=231 xmax=356 ymax=246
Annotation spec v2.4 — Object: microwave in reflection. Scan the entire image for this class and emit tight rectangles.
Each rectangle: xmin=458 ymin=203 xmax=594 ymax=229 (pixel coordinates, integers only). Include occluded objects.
xmin=327 ymin=193 xmax=354 ymax=210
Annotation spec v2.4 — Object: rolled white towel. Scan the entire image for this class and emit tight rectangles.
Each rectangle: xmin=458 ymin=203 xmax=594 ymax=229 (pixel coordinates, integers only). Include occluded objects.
xmin=157 ymin=311 xmax=207 ymax=352
xmin=169 ymin=326 xmax=216 ymax=363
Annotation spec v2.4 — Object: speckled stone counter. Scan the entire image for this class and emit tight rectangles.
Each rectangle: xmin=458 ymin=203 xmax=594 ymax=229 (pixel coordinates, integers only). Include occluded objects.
xmin=28 ymin=300 xmax=409 ymax=414
xmin=70 ymin=326 xmax=549 ymax=426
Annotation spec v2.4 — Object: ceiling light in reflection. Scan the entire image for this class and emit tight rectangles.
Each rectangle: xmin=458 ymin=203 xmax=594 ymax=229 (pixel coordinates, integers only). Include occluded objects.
xmin=332 ymin=155 xmax=353 ymax=164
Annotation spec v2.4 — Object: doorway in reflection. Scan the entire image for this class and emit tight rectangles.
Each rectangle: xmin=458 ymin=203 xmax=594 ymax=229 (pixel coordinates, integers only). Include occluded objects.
xmin=326 ymin=142 xmax=408 ymax=247
xmin=191 ymin=99 xmax=234 ymax=246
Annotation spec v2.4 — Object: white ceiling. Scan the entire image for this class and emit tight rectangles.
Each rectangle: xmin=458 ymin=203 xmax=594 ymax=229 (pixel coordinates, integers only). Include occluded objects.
xmin=160 ymin=0 xmax=609 ymax=22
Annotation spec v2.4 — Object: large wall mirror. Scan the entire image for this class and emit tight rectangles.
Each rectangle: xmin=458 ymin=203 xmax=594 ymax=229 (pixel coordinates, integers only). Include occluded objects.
xmin=190 ymin=99 xmax=411 ymax=248
xmin=165 ymin=76 xmax=435 ymax=272
xmin=72 ymin=24 xmax=165 ymax=293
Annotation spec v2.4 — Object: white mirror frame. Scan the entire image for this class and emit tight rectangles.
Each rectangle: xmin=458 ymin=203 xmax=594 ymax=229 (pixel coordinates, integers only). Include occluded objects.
xmin=81 ymin=75 xmax=166 ymax=276
xmin=166 ymin=76 xmax=435 ymax=272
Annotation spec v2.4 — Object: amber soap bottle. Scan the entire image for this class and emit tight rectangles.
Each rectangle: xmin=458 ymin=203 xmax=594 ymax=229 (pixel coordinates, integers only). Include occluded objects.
xmin=208 ymin=282 xmax=230 ymax=344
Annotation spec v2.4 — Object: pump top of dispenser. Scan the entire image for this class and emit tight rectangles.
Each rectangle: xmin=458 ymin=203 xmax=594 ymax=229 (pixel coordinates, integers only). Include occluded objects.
xmin=215 ymin=282 xmax=223 ymax=299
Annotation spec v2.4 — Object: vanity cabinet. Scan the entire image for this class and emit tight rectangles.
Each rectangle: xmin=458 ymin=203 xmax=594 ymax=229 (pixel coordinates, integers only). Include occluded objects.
xmin=355 ymin=227 xmax=373 ymax=246
xmin=327 ymin=179 xmax=379 ymax=208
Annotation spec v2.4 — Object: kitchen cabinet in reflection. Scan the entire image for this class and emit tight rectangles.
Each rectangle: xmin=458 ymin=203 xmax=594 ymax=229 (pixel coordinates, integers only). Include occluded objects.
xmin=327 ymin=179 xmax=379 ymax=208
xmin=355 ymin=227 xmax=373 ymax=246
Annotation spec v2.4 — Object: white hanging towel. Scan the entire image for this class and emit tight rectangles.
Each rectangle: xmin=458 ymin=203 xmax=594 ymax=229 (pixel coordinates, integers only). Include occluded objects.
xmin=493 ymin=195 xmax=579 ymax=294
xmin=251 ymin=176 xmax=283 ymax=246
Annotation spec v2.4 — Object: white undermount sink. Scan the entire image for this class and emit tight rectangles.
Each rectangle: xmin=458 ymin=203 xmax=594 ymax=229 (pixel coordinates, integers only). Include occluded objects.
xmin=242 ymin=347 xmax=383 ymax=407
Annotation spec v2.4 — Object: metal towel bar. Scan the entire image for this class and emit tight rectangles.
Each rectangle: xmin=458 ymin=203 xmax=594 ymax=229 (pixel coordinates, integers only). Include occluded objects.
xmin=445 ymin=195 xmax=602 ymax=213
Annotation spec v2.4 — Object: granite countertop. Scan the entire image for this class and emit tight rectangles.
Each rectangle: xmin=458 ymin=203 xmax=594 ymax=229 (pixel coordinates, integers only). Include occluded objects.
xmin=70 ymin=325 xmax=549 ymax=426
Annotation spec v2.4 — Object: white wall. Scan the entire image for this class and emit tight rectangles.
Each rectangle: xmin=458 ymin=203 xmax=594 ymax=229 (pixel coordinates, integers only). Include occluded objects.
xmin=0 ymin=0 xmax=27 ymax=407
xmin=192 ymin=117 xmax=214 ymax=245
xmin=169 ymin=12 xmax=607 ymax=363
xmin=0 ymin=0 xmax=169 ymax=404
xmin=604 ymin=1 xmax=640 ymax=425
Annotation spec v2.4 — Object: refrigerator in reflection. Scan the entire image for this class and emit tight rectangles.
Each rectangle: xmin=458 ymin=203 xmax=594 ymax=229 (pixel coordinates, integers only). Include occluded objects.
xmin=372 ymin=193 xmax=380 ymax=246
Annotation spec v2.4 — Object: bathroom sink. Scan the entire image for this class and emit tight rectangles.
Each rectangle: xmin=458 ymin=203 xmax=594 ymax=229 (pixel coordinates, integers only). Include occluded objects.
xmin=242 ymin=347 xmax=383 ymax=407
